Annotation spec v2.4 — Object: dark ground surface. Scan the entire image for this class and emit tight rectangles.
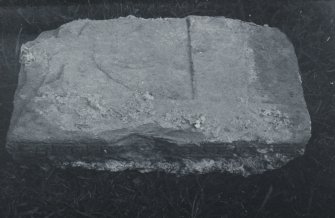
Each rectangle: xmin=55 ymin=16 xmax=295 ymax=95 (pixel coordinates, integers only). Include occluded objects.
xmin=0 ymin=0 xmax=335 ymax=217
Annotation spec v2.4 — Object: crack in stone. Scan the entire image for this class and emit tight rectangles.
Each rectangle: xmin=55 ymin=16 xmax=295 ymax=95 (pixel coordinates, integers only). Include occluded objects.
xmin=186 ymin=17 xmax=196 ymax=100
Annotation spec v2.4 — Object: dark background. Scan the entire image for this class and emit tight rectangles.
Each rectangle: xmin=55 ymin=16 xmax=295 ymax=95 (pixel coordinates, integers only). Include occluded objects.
xmin=0 ymin=0 xmax=335 ymax=217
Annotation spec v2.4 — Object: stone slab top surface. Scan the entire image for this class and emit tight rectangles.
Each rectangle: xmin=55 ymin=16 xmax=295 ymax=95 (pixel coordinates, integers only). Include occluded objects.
xmin=6 ymin=16 xmax=311 ymax=175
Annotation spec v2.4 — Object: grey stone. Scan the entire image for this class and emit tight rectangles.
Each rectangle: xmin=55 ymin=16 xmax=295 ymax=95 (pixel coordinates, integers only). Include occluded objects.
xmin=6 ymin=16 xmax=311 ymax=176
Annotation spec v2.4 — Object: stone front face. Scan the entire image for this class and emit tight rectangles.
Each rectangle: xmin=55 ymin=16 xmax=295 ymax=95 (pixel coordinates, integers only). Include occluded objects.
xmin=6 ymin=16 xmax=311 ymax=176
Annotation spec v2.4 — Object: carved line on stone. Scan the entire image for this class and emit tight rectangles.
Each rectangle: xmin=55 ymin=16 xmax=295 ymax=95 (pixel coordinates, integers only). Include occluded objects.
xmin=91 ymin=54 xmax=132 ymax=91
xmin=77 ymin=21 xmax=89 ymax=36
xmin=186 ymin=17 xmax=196 ymax=100
xmin=45 ymin=63 xmax=65 ymax=85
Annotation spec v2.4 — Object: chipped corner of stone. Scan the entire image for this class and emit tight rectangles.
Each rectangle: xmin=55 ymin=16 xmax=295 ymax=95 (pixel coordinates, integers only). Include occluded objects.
xmin=19 ymin=43 xmax=35 ymax=65
xmin=19 ymin=39 xmax=50 ymax=67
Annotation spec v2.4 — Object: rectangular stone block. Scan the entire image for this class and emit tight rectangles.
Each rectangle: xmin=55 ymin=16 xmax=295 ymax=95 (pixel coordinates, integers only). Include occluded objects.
xmin=6 ymin=16 xmax=311 ymax=176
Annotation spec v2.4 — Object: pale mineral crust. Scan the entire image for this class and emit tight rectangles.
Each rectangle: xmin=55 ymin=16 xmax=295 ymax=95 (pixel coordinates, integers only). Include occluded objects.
xmin=6 ymin=16 xmax=311 ymax=176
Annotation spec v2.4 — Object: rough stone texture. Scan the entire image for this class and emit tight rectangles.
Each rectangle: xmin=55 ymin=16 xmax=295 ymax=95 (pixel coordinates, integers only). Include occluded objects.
xmin=6 ymin=16 xmax=311 ymax=176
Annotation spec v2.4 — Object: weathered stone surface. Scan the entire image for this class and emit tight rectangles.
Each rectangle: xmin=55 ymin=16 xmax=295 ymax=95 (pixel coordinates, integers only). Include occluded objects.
xmin=188 ymin=16 xmax=310 ymax=144
xmin=6 ymin=16 xmax=311 ymax=176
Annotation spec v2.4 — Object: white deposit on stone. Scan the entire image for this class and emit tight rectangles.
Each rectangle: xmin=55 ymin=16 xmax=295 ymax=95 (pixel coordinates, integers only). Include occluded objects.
xmin=6 ymin=16 xmax=311 ymax=176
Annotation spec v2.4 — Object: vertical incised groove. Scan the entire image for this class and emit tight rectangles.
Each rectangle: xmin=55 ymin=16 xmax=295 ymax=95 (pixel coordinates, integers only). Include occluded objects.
xmin=186 ymin=17 xmax=196 ymax=100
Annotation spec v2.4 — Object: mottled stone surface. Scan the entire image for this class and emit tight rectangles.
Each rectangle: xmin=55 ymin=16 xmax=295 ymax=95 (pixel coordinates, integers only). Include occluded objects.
xmin=6 ymin=16 xmax=311 ymax=176
xmin=188 ymin=16 xmax=310 ymax=144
